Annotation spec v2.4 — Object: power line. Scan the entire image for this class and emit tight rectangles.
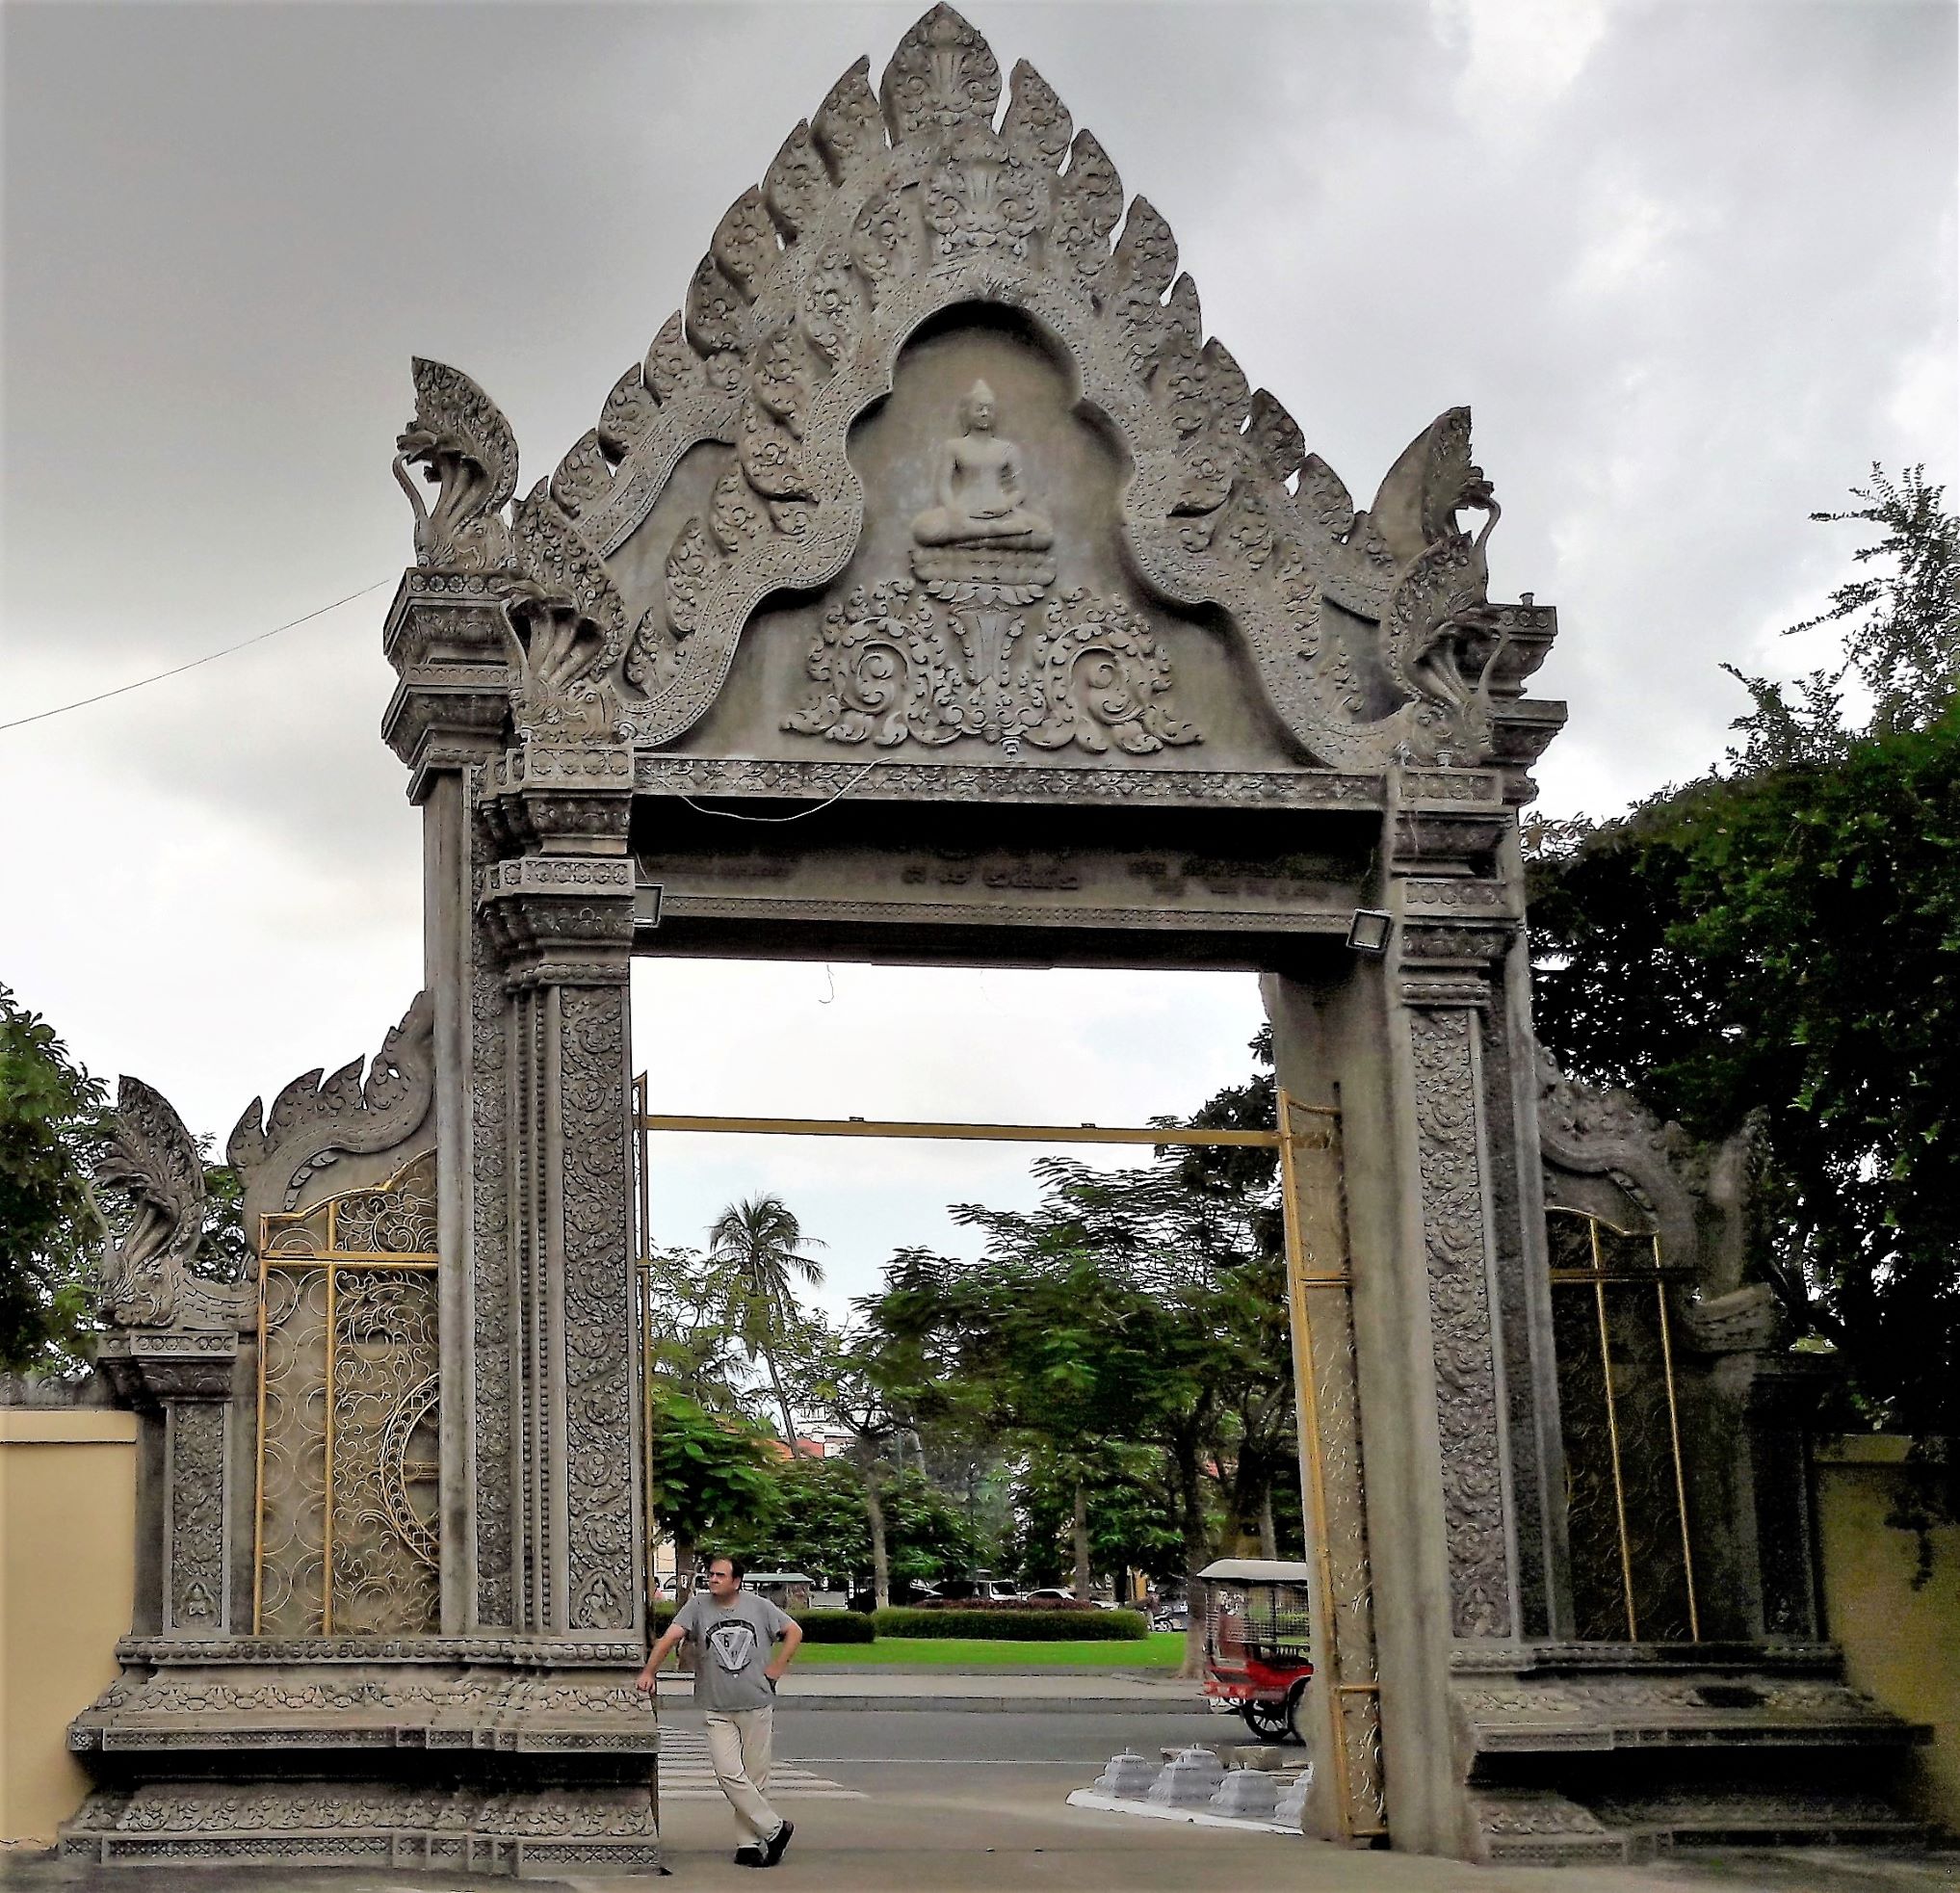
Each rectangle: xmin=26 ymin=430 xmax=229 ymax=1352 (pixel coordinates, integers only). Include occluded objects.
xmin=0 ymin=577 xmax=396 ymax=734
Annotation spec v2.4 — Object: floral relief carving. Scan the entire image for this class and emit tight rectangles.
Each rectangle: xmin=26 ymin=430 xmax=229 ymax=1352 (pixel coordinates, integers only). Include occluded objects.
xmin=469 ymin=788 xmax=515 ymax=1626
xmin=784 ymin=580 xmax=1198 ymax=756
xmin=558 ymin=986 xmax=637 ymax=1631
xmin=168 ymin=1403 xmax=226 ymax=1632
xmin=1408 ymin=1008 xmax=1515 ymax=1639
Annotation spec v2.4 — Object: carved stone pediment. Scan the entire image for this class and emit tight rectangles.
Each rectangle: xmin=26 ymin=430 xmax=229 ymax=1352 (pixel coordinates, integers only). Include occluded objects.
xmin=394 ymin=5 xmax=1563 ymax=784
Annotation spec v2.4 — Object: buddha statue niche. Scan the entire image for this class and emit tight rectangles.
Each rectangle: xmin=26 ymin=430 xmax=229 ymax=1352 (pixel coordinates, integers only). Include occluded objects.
xmin=910 ymin=381 xmax=1053 ymax=551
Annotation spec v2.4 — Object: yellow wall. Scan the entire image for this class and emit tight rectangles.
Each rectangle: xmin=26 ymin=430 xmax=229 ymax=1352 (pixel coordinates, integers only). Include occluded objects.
xmin=0 ymin=1409 xmax=138 ymax=1852
xmin=1816 ymin=1434 xmax=1960 ymax=1832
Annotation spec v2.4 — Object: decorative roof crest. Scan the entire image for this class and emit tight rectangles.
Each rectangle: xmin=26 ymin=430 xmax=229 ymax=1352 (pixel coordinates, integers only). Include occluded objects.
xmin=393 ymin=5 xmax=1562 ymax=776
xmin=226 ymin=991 xmax=436 ymax=1233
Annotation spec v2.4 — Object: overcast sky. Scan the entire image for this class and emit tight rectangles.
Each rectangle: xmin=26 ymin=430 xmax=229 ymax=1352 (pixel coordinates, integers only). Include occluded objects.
xmin=4 ymin=0 xmax=1954 ymax=1318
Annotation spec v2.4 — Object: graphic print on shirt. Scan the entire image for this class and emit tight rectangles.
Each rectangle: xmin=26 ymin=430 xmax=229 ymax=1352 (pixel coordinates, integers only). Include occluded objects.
xmin=708 ymin=1618 xmax=759 ymax=1673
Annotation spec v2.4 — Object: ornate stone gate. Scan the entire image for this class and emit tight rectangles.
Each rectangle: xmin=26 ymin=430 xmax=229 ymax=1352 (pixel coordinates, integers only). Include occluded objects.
xmin=67 ymin=6 xmax=1924 ymax=1873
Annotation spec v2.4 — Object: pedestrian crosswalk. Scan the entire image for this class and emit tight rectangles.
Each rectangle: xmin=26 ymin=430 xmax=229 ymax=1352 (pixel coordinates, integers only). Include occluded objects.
xmin=655 ymin=1724 xmax=866 ymax=1801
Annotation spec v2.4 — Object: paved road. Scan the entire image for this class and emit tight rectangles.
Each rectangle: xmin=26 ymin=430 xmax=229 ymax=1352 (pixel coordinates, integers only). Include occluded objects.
xmin=768 ymin=1704 xmax=1234 ymax=1768
xmin=8 ymin=1707 xmax=1953 ymax=1893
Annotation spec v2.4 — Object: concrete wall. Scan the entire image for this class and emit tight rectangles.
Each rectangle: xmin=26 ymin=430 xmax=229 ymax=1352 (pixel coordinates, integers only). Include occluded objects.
xmin=0 ymin=1408 xmax=137 ymax=1851
xmin=1815 ymin=1435 xmax=1960 ymax=1832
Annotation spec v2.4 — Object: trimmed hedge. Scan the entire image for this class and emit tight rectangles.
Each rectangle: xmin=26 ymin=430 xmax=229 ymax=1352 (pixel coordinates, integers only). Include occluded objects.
xmin=875 ymin=1606 xmax=1148 ymax=1641
xmin=794 ymin=1609 xmax=877 ymax=1643
xmin=649 ymin=1602 xmax=875 ymax=1643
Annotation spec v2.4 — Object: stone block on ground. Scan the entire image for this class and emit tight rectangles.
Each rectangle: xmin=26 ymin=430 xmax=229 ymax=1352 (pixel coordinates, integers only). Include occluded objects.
xmin=1210 ymin=1767 xmax=1279 ymax=1819
xmin=1146 ymin=1747 xmax=1225 ymax=1808
xmin=1090 ymin=1750 xmax=1159 ymax=1800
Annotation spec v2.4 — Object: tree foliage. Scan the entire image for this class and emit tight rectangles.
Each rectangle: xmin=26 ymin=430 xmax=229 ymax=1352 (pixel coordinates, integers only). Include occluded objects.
xmin=707 ymin=1193 xmax=826 ymax=1450
xmin=642 ymin=1385 xmax=776 ymax=1575
xmin=1528 ymin=466 xmax=1960 ymax=1506
xmin=0 ymin=984 xmax=108 ymax=1374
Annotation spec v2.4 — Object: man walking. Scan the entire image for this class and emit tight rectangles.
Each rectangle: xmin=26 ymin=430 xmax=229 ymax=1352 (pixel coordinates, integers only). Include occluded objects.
xmin=638 ymin=1555 xmax=803 ymax=1868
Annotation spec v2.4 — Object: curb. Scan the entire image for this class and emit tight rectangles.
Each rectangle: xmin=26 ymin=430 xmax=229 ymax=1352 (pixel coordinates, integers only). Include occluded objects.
xmin=658 ymin=1690 xmax=1214 ymax=1715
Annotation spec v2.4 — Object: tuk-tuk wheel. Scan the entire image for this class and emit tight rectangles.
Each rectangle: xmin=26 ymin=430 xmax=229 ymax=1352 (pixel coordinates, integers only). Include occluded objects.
xmin=1241 ymin=1697 xmax=1293 ymax=1743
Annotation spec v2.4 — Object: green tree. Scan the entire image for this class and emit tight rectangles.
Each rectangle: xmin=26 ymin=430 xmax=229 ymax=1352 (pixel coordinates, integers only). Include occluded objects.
xmin=642 ymin=1386 xmax=776 ymax=1585
xmin=719 ymin=1454 xmax=871 ymax=1588
xmin=0 ymin=984 xmax=108 ymax=1374
xmin=707 ymin=1194 xmax=825 ymax=1453
xmin=1528 ymin=465 xmax=1960 ymax=1526
xmin=640 ymin=1243 xmax=768 ymax=1420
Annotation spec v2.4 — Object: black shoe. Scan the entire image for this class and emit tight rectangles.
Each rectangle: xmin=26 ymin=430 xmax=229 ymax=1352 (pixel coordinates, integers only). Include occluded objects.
xmin=735 ymin=1843 xmax=766 ymax=1867
xmin=764 ymin=1819 xmax=795 ymax=1866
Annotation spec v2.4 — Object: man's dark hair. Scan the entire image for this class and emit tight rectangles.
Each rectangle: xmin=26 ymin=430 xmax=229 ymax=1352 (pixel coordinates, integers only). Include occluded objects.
xmin=704 ymin=1553 xmax=745 ymax=1584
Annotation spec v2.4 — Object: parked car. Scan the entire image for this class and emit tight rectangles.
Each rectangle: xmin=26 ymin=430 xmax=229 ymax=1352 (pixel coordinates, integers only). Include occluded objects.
xmin=927 ymin=1576 xmax=1022 ymax=1603
xmin=847 ymin=1578 xmax=939 ymax=1613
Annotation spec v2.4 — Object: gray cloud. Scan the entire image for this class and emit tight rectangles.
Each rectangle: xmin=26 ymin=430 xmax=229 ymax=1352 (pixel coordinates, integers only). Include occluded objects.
xmin=4 ymin=1 xmax=1953 ymax=1224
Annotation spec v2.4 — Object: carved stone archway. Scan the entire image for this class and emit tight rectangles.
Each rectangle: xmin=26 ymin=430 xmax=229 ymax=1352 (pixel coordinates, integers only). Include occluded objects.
xmin=67 ymin=7 xmax=1926 ymax=1875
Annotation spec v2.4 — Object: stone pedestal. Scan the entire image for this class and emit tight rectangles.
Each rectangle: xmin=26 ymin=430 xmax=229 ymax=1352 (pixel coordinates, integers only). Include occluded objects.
xmin=95 ymin=1338 xmax=243 ymax=1640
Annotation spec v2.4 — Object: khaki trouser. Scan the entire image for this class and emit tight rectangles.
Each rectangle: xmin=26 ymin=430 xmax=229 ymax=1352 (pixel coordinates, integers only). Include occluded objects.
xmin=703 ymin=1706 xmax=781 ymax=1846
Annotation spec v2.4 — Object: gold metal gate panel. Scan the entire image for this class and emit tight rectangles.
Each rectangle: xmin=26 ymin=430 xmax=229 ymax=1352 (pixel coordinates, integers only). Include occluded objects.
xmin=1549 ymin=1209 xmax=1699 ymax=1643
xmin=252 ymin=1151 xmax=441 ymax=1636
xmin=1277 ymin=1089 xmax=1386 ymax=1842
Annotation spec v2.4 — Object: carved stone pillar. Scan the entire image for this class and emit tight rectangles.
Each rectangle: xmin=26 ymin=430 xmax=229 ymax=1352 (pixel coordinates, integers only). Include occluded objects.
xmin=91 ymin=1078 xmax=255 ymax=1640
xmin=1381 ymin=767 xmax=1548 ymax=1649
xmin=383 ymin=567 xmax=519 ymax=1634
xmin=478 ymin=731 xmax=642 ymax=1640
xmin=97 ymin=1339 xmax=241 ymax=1637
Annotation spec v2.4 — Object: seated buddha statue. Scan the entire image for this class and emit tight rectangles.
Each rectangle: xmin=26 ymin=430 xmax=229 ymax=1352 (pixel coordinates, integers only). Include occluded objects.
xmin=910 ymin=381 xmax=1053 ymax=551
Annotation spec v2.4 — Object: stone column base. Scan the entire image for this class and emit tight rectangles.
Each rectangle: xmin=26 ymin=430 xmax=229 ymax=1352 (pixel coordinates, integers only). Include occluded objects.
xmin=1450 ymin=1642 xmax=1931 ymax=1865
xmin=63 ymin=1642 xmax=661 ymax=1879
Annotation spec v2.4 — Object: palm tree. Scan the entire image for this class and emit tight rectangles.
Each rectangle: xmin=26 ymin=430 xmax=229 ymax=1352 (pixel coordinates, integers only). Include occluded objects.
xmin=706 ymin=1194 xmax=825 ymax=1454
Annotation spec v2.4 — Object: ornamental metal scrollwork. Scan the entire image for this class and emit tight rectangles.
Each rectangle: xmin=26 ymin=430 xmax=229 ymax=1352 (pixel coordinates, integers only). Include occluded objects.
xmin=252 ymin=1151 xmax=441 ymax=1637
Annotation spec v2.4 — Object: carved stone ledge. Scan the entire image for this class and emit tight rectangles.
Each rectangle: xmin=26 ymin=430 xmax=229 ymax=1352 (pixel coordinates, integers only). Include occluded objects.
xmin=1398 ymin=975 xmax=1494 ymax=1010
xmin=479 ymin=857 xmax=636 ymax=988
xmin=633 ymin=754 xmax=1387 ymax=812
xmin=380 ymin=574 xmax=518 ymax=798
xmin=117 ymin=1636 xmax=644 ymax=1666
xmin=63 ymin=1781 xmax=661 ymax=1878
xmin=1683 ymin=1282 xmax=1789 ymax=1355
xmin=483 ymin=742 xmax=635 ymax=853
xmin=95 ymin=1336 xmax=239 ymax=1408
xmin=1397 ymin=918 xmax=1514 ymax=972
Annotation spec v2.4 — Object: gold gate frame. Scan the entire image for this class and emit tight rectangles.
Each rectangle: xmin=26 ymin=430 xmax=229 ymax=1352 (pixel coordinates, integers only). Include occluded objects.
xmin=251 ymin=1158 xmax=441 ymax=1637
xmin=632 ymin=1082 xmax=1385 ymax=1842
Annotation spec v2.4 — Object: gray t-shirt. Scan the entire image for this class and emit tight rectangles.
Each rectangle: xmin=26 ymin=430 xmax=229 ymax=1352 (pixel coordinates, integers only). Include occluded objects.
xmin=674 ymin=1591 xmax=792 ymax=1713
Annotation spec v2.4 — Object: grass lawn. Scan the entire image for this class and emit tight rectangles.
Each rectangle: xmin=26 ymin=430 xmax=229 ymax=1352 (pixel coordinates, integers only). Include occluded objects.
xmin=795 ymin=1631 xmax=1185 ymax=1669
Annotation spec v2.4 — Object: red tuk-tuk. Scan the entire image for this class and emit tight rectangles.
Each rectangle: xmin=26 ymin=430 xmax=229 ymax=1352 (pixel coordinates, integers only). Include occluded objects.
xmin=1198 ymin=1558 xmax=1315 ymax=1743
